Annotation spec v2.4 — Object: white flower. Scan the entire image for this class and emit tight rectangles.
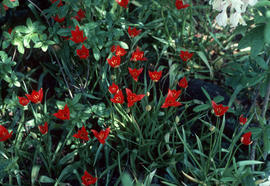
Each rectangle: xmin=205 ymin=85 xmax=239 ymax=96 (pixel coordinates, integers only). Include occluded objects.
xmin=216 ymin=9 xmax=228 ymax=27
xmin=247 ymin=0 xmax=257 ymax=6
xmin=231 ymin=0 xmax=243 ymax=12
xmin=211 ymin=0 xmax=257 ymax=28
xmin=212 ymin=0 xmax=226 ymax=11
xmin=230 ymin=12 xmax=241 ymax=27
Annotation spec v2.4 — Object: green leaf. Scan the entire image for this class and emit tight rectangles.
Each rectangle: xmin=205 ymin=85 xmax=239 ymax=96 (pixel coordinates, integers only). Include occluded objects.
xmin=31 ymin=165 xmax=40 ymax=186
xmin=237 ymin=160 xmax=264 ymax=167
xmin=85 ymin=22 xmax=98 ymax=30
xmin=264 ymin=22 xmax=270 ymax=44
xmin=239 ymin=26 xmax=265 ymax=57
xmin=121 ymin=172 xmax=134 ymax=186
xmin=26 ymin=18 xmax=33 ymax=28
xmin=255 ymin=0 xmax=270 ymax=7
xmin=57 ymin=28 xmax=71 ymax=36
xmin=39 ymin=175 xmax=55 ymax=183
xmin=197 ymin=51 xmax=213 ymax=78
xmin=41 ymin=45 xmax=48 ymax=52
xmin=15 ymin=26 xmax=28 ymax=33
xmin=18 ymin=43 xmax=25 ymax=54
xmin=193 ymin=104 xmax=210 ymax=112
xmin=34 ymin=42 xmax=42 ymax=48
xmin=93 ymin=47 xmax=100 ymax=61
xmin=254 ymin=56 xmax=268 ymax=70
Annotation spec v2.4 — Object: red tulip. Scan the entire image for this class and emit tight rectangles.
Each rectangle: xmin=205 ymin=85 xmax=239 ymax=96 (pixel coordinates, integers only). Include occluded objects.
xmin=0 ymin=125 xmax=12 ymax=142
xmin=81 ymin=170 xmax=97 ymax=186
xmin=53 ymin=104 xmax=70 ymax=120
xmin=25 ymin=88 xmax=43 ymax=104
xmin=91 ymin=127 xmax=110 ymax=144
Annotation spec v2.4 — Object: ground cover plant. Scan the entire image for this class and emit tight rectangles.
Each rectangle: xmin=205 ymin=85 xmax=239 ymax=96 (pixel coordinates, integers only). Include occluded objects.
xmin=1 ymin=0 xmax=270 ymax=185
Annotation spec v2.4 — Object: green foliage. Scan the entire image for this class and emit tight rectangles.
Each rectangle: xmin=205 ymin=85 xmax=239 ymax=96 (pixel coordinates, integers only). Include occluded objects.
xmin=1 ymin=0 xmax=270 ymax=185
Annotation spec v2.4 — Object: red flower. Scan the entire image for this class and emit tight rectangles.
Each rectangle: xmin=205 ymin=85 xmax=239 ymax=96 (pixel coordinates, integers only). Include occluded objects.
xmin=179 ymin=51 xmax=193 ymax=62
xmin=128 ymin=26 xmax=141 ymax=38
xmin=239 ymin=114 xmax=247 ymax=125
xmin=3 ymin=4 xmax=9 ymax=11
xmin=77 ymin=45 xmax=89 ymax=59
xmin=111 ymin=45 xmax=116 ymax=53
xmin=115 ymin=0 xmax=129 ymax=8
xmin=115 ymin=45 xmax=127 ymax=57
xmin=25 ymin=88 xmax=43 ymax=104
xmin=130 ymin=47 xmax=147 ymax=62
xmin=50 ymin=0 xmax=63 ymax=7
xmin=53 ymin=104 xmax=70 ymax=120
xmin=18 ymin=96 xmax=29 ymax=106
xmin=38 ymin=122 xmax=48 ymax=135
xmin=81 ymin=170 xmax=97 ymax=186
xmin=111 ymin=90 xmax=125 ymax=104
xmin=73 ymin=126 xmax=89 ymax=141
xmin=8 ymin=28 xmax=12 ymax=34
xmin=148 ymin=70 xmax=162 ymax=82
xmin=74 ymin=9 xmax=86 ymax=22
xmin=91 ymin=127 xmax=110 ymax=144
xmin=53 ymin=15 xmax=65 ymax=23
xmin=161 ymin=90 xmax=182 ymax=108
xmin=168 ymin=89 xmax=182 ymax=99
xmin=107 ymin=55 xmax=121 ymax=68
xmin=178 ymin=77 xmax=188 ymax=88
xmin=211 ymin=101 xmax=229 ymax=117
xmin=241 ymin=132 xmax=252 ymax=145
xmin=0 ymin=125 xmax=12 ymax=142
xmin=109 ymin=82 xmax=119 ymax=94
xmin=128 ymin=67 xmax=143 ymax=82
xmin=175 ymin=0 xmax=190 ymax=10
xmin=126 ymin=88 xmax=145 ymax=107
xmin=69 ymin=26 xmax=87 ymax=44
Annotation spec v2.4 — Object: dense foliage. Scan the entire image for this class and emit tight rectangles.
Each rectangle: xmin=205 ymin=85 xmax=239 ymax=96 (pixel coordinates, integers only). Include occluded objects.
xmin=1 ymin=0 xmax=270 ymax=185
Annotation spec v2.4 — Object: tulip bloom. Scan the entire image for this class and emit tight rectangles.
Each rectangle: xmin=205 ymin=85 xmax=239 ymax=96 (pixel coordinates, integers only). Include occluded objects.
xmin=111 ymin=90 xmax=125 ymax=104
xmin=128 ymin=67 xmax=143 ymax=82
xmin=53 ymin=15 xmax=65 ymax=23
xmin=81 ymin=170 xmax=97 ymax=186
xmin=179 ymin=51 xmax=193 ymax=62
xmin=25 ymin=88 xmax=43 ymax=104
xmin=128 ymin=26 xmax=141 ymax=37
xmin=73 ymin=126 xmax=89 ymax=141
xmin=175 ymin=0 xmax=190 ymax=10
xmin=109 ymin=83 xmax=119 ymax=94
xmin=241 ymin=132 xmax=252 ymax=145
xmin=211 ymin=101 xmax=229 ymax=117
xmin=91 ymin=127 xmax=110 ymax=144
xmin=126 ymin=88 xmax=145 ymax=107
xmin=77 ymin=45 xmax=89 ymax=59
xmin=53 ymin=104 xmax=70 ymax=120
xmin=70 ymin=26 xmax=87 ymax=44
xmin=148 ymin=70 xmax=162 ymax=82
xmin=178 ymin=77 xmax=188 ymax=88
xmin=115 ymin=0 xmax=129 ymax=8
xmin=130 ymin=47 xmax=147 ymax=62
xmin=161 ymin=89 xmax=182 ymax=108
xmin=107 ymin=55 xmax=121 ymax=68
xmin=18 ymin=96 xmax=29 ymax=106
xmin=74 ymin=9 xmax=86 ymax=22
xmin=239 ymin=114 xmax=247 ymax=125
xmin=0 ymin=125 xmax=12 ymax=142
xmin=38 ymin=122 xmax=48 ymax=135
xmin=115 ymin=45 xmax=127 ymax=57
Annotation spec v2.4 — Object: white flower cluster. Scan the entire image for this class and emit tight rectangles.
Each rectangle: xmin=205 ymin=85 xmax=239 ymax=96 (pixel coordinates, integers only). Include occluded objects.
xmin=211 ymin=0 xmax=258 ymax=27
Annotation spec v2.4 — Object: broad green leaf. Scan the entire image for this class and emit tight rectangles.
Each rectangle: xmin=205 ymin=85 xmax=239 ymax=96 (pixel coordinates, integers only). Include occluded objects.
xmin=193 ymin=104 xmax=210 ymax=112
xmin=31 ymin=165 xmax=40 ymax=186
xmin=237 ymin=160 xmax=264 ymax=167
